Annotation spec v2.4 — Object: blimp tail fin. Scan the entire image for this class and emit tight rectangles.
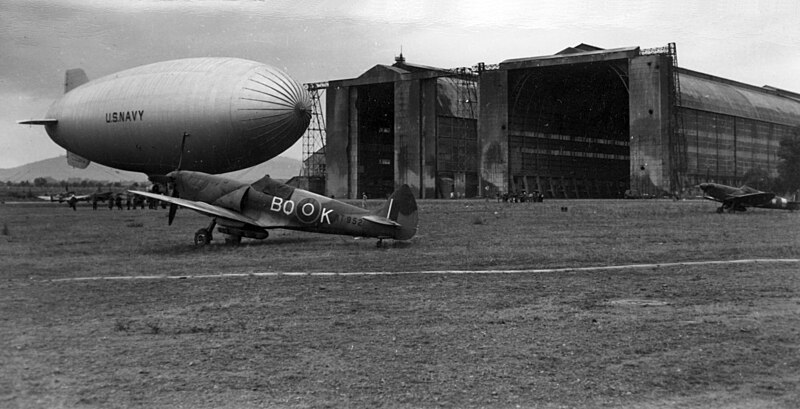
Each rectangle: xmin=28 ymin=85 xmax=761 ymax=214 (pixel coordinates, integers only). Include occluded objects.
xmin=18 ymin=119 xmax=58 ymax=125
xmin=67 ymin=151 xmax=91 ymax=169
xmin=65 ymin=69 xmax=89 ymax=93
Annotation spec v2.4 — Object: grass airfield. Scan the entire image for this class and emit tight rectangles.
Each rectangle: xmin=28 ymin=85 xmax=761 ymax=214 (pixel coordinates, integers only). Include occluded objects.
xmin=1 ymin=198 xmax=799 ymax=408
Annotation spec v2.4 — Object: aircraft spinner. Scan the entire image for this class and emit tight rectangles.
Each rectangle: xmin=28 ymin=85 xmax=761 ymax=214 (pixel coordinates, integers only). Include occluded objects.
xmin=19 ymin=58 xmax=312 ymax=176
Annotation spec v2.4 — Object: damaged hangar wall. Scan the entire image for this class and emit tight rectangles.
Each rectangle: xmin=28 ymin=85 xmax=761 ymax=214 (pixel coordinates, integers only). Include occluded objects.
xmin=629 ymin=53 xmax=673 ymax=196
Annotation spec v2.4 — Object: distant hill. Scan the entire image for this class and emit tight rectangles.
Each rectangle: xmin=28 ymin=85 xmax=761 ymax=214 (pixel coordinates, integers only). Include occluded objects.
xmin=0 ymin=156 xmax=303 ymax=183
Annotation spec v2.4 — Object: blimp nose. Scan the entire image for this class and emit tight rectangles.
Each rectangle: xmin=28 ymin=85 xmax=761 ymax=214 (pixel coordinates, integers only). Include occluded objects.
xmin=234 ymin=65 xmax=312 ymax=147
xmin=293 ymin=91 xmax=313 ymax=123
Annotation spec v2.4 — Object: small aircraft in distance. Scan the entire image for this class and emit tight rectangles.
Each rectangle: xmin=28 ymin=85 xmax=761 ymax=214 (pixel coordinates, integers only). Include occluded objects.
xmin=699 ymin=183 xmax=799 ymax=213
xmin=37 ymin=191 xmax=88 ymax=203
xmin=130 ymin=171 xmax=418 ymax=247
xmin=38 ymin=191 xmax=113 ymax=205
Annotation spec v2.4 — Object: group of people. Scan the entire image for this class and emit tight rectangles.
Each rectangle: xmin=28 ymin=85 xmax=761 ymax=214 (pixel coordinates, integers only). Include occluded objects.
xmin=496 ymin=190 xmax=545 ymax=203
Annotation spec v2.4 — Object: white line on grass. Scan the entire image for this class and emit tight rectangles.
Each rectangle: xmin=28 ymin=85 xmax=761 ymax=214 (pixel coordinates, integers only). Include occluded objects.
xmin=48 ymin=258 xmax=800 ymax=282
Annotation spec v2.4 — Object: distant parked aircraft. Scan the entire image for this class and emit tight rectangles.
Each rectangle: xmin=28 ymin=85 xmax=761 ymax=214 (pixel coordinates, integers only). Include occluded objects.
xmin=130 ymin=171 xmax=418 ymax=247
xmin=37 ymin=192 xmax=85 ymax=203
xmin=38 ymin=191 xmax=114 ymax=209
xmin=699 ymin=183 xmax=799 ymax=213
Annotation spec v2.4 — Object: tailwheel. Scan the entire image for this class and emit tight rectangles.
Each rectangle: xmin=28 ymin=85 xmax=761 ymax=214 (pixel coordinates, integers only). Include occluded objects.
xmin=376 ymin=238 xmax=384 ymax=248
xmin=194 ymin=228 xmax=212 ymax=246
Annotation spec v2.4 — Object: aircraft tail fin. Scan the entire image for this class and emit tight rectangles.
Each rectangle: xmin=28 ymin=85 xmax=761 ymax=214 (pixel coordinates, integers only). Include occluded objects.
xmin=65 ymin=69 xmax=89 ymax=93
xmin=372 ymin=184 xmax=418 ymax=240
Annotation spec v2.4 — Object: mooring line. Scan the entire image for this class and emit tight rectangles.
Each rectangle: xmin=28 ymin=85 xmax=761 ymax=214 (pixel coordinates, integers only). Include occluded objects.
xmin=47 ymin=258 xmax=800 ymax=282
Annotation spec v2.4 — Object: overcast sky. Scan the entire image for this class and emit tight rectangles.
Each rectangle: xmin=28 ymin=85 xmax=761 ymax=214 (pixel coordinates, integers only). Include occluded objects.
xmin=2 ymin=0 xmax=799 ymax=168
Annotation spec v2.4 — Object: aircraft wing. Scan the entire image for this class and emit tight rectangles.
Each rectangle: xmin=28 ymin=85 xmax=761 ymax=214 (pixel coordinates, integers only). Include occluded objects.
xmin=128 ymin=190 xmax=260 ymax=226
xmin=730 ymin=192 xmax=775 ymax=207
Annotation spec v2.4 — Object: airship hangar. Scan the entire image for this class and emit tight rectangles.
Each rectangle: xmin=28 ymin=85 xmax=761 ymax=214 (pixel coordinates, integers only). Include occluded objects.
xmin=311 ymin=43 xmax=800 ymax=200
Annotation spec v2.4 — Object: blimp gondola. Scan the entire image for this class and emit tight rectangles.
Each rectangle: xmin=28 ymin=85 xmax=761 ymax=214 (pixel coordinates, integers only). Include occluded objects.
xmin=19 ymin=57 xmax=312 ymax=177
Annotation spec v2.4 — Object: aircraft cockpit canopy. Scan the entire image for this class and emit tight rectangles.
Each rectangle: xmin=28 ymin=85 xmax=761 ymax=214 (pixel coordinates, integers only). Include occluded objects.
xmin=251 ymin=175 xmax=294 ymax=199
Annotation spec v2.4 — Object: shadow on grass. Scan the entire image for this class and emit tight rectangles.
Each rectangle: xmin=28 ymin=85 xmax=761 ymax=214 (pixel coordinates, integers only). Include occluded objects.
xmin=142 ymin=233 xmax=415 ymax=255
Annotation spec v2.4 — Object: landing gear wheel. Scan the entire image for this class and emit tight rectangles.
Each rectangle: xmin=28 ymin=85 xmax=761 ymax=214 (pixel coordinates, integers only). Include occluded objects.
xmin=224 ymin=235 xmax=242 ymax=245
xmin=194 ymin=228 xmax=212 ymax=246
xmin=376 ymin=238 xmax=384 ymax=248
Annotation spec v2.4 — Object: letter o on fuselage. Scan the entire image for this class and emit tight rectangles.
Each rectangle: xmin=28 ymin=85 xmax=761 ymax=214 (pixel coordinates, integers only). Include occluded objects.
xmin=295 ymin=198 xmax=321 ymax=225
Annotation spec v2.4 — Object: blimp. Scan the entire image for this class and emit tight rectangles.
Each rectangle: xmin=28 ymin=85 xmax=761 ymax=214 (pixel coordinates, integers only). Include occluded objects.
xmin=19 ymin=57 xmax=312 ymax=177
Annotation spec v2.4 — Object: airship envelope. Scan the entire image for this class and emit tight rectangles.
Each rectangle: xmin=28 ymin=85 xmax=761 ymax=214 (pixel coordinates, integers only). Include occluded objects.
xmin=22 ymin=58 xmax=312 ymax=176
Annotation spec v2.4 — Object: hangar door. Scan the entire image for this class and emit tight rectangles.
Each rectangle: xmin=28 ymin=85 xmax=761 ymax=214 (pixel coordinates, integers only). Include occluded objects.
xmin=437 ymin=77 xmax=479 ymax=198
xmin=356 ymin=83 xmax=395 ymax=198
xmin=507 ymin=61 xmax=630 ymax=198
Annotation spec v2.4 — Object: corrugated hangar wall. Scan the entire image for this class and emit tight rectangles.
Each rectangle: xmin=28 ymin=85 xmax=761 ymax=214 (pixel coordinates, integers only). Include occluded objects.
xmin=678 ymin=70 xmax=800 ymax=188
xmin=324 ymin=45 xmax=800 ymax=199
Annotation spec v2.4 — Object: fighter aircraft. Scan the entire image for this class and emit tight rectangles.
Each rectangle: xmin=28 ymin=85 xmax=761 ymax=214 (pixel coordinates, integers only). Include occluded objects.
xmin=37 ymin=192 xmax=86 ymax=203
xmin=129 ymin=171 xmax=418 ymax=246
xmin=19 ymin=58 xmax=311 ymax=177
xmin=699 ymin=182 xmax=799 ymax=213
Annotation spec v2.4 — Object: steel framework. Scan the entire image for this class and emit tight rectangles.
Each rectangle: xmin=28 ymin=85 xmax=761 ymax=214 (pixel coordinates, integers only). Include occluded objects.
xmin=301 ymin=82 xmax=328 ymax=177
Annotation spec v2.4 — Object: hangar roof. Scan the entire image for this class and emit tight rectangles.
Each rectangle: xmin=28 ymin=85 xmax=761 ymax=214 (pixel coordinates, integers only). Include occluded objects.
xmin=679 ymin=68 xmax=800 ymax=127
xmin=500 ymin=46 xmax=639 ymax=70
xmin=330 ymin=59 xmax=452 ymax=87
xmin=499 ymin=43 xmax=800 ymax=127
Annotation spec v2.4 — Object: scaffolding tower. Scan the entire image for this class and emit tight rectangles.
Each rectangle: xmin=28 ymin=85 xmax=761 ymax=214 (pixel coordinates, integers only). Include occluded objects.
xmin=301 ymin=82 xmax=328 ymax=178
xmin=451 ymin=67 xmax=479 ymax=120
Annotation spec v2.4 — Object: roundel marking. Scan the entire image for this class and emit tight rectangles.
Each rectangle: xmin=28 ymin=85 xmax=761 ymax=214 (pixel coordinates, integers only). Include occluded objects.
xmin=296 ymin=197 xmax=321 ymax=225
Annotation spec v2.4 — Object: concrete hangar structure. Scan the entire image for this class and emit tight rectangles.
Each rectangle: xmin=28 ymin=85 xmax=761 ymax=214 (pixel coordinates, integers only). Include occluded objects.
xmin=323 ymin=43 xmax=800 ymax=199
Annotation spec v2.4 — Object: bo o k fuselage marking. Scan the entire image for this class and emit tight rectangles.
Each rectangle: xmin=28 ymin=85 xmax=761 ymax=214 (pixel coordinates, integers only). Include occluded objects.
xmin=105 ymin=110 xmax=144 ymax=123
xmin=270 ymin=196 xmax=333 ymax=224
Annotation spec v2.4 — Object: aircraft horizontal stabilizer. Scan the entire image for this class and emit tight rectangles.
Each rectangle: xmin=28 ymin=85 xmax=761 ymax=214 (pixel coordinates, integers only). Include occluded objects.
xmin=363 ymin=215 xmax=401 ymax=227
xmin=372 ymin=184 xmax=418 ymax=240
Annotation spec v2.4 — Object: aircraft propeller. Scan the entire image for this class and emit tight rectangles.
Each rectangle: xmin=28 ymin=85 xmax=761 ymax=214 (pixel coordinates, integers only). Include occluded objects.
xmin=168 ymin=132 xmax=189 ymax=226
xmin=167 ymin=185 xmax=179 ymax=225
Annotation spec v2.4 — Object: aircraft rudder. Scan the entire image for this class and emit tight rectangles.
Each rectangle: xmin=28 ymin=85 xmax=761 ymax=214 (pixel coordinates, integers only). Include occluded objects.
xmin=375 ymin=184 xmax=418 ymax=240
